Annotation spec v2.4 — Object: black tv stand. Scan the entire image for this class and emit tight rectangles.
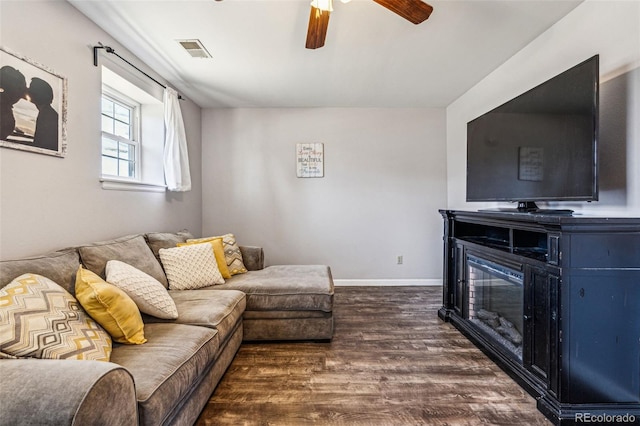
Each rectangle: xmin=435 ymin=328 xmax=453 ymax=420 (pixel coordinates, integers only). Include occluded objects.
xmin=529 ymin=209 xmax=574 ymax=215
xmin=438 ymin=210 xmax=640 ymax=425
xmin=480 ymin=201 xmax=574 ymax=215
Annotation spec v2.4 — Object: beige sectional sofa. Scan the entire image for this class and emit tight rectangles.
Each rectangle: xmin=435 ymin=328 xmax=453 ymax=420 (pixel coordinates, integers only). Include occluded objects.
xmin=0 ymin=231 xmax=334 ymax=426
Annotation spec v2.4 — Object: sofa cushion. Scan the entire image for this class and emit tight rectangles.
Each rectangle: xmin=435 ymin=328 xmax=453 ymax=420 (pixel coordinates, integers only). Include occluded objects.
xmin=213 ymin=265 xmax=334 ymax=312
xmin=78 ymin=234 xmax=168 ymax=288
xmin=106 ymin=260 xmax=178 ymax=320
xmin=188 ymin=234 xmax=247 ymax=275
xmin=75 ymin=267 xmax=147 ymax=345
xmin=161 ymin=289 xmax=246 ymax=344
xmin=159 ymin=244 xmax=224 ymax=290
xmin=145 ymin=231 xmax=194 ymax=261
xmin=239 ymin=246 xmax=264 ymax=271
xmin=109 ymin=323 xmax=219 ymax=426
xmin=0 ymin=273 xmax=112 ymax=361
xmin=0 ymin=249 xmax=80 ymax=294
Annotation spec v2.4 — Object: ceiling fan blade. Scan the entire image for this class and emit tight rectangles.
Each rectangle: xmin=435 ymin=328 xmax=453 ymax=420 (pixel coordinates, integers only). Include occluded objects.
xmin=372 ymin=0 xmax=433 ymax=24
xmin=306 ymin=6 xmax=330 ymax=49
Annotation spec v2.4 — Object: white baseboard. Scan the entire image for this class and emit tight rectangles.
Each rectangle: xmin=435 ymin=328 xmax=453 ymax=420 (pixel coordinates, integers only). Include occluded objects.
xmin=333 ymin=279 xmax=442 ymax=287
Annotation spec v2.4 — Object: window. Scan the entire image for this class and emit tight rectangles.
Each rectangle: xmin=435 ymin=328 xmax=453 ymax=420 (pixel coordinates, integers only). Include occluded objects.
xmin=101 ymin=91 xmax=139 ymax=180
xmin=100 ymin=66 xmax=165 ymax=192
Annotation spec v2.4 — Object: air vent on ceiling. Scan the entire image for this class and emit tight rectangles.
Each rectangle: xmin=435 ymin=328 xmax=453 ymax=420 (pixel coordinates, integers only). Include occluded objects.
xmin=177 ymin=39 xmax=212 ymax=58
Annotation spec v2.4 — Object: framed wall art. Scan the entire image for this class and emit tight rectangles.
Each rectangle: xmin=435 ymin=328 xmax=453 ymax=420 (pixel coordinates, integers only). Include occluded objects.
xmin=296 ymin=143 xmax=324 ymax=178
xmin=0 ymin=47 xmax=67 ymax=157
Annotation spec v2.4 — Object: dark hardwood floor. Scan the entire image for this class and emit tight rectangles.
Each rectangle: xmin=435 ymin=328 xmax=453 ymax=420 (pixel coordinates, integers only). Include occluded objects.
xmin=196 ymin=286 xmax=551 ymax=425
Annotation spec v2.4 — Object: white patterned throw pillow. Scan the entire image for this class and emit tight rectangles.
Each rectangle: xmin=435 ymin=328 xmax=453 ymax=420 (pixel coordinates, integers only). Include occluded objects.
xmin=159 ymin=243 xmax=225 ymax=290
xmin=0 ymin=274 xmax=112 ymax=361
xmin=106 ymin=260 xmax=179 ymax=319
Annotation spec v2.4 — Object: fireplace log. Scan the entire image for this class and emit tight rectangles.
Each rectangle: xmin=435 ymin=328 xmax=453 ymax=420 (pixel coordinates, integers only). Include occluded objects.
xmin=497 ymin=317 xmax=523 ymax=345
xmin=477 ymin=309 xmax=500 ymax=328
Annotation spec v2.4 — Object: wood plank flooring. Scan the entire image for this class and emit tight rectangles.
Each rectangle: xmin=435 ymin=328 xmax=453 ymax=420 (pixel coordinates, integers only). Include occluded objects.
xmin=196 ymin=286 xmax=552 ymax=425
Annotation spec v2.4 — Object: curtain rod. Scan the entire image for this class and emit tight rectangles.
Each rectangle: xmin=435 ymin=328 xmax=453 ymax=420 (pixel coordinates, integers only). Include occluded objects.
xmin=93 ymin=42 xmax=184 ymax=100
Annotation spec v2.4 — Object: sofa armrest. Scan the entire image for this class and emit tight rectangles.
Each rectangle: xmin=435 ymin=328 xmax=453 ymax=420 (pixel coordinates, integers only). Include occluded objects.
xmin=0 ymin=359 xmax=137 ymax=426
xmin=239 ymin=246 xmax=264 ymax=271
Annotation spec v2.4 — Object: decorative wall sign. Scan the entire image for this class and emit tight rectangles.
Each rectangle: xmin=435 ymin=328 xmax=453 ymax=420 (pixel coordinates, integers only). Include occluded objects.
xmin=296 ymin=143 xmax=324 ymax=178
xmin=0 ymin=48 xmax=67 ymax=157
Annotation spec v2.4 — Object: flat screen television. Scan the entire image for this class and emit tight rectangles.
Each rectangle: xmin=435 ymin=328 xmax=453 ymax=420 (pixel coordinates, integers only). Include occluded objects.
xmin=466 ymin=55 xmax=599 ymax=214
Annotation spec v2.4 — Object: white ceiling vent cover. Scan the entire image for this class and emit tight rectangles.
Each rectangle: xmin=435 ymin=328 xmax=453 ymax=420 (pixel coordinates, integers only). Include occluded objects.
xmin=177 ymin=39 xmax=212 ymax=58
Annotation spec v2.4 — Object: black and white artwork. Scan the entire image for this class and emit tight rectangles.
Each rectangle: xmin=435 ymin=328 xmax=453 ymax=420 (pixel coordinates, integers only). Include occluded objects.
xmin=0 ymin=48 xmax=67 ymax=157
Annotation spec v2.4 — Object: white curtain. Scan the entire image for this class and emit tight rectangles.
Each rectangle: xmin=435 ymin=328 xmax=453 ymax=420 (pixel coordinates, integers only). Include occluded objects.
xmin=163 ymin=87 xmax=191 ymax=192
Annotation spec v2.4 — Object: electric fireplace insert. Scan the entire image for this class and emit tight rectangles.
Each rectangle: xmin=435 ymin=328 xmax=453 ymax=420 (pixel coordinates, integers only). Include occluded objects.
xmin=466 ymin=255 xmax=524 ymax=363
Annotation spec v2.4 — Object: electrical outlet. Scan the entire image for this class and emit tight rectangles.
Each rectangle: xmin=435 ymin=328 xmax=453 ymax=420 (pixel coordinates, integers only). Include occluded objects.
xmin=397 ymin=255 xmax=403 ymax=265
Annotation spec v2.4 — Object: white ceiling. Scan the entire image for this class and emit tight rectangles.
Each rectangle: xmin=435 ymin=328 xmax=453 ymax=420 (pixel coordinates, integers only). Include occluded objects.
xmin=69 ymin=0 xmax=583 ymax=108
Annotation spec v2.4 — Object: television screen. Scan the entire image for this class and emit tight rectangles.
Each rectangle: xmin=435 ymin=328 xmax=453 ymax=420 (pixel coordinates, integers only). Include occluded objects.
xmin=466 ymin=55 xmax=599 ymax=210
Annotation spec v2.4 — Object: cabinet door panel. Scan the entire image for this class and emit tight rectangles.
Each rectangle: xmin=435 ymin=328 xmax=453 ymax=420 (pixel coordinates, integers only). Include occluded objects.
xmin=454 ymin=244 xmax=465 ymax=316
xmin=531 ymin=271 xmax=550 ymax=379
xmin=525 ymin=267 xmax=558 ymax=390
xmin=565 ymin=271 xmax=640 ymax=404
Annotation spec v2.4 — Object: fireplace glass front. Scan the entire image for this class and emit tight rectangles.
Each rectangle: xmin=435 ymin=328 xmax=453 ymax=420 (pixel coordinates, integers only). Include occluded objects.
xmin=467 ymin=256 xmax=524 ymax=362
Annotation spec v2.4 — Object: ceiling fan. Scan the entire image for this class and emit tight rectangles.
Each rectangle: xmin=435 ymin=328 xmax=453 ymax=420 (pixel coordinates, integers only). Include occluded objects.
xmin=306 ymin=0 xmax=434 ymax=49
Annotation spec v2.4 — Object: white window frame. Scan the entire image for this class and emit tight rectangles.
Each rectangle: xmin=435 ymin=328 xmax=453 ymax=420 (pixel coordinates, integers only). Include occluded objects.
xmin=99 ymin=66 xmax=166 ymax=193
xmin=101 ymin=87 xmax=141 ymax=182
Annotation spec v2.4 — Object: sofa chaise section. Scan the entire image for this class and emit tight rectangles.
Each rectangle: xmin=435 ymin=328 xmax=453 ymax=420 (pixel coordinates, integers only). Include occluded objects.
xmin=146 ymin=234 xmax=335 ymax=342
xmin=216 ymin=265 xmax=335 ymax=341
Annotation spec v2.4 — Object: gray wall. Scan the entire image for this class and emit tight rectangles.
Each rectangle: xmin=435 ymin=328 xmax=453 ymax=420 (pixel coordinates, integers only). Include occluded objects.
xmin=201 ymin=108 xmax=447 ymax=281
xmin=0 ymin=1 xmax=203 ymax=259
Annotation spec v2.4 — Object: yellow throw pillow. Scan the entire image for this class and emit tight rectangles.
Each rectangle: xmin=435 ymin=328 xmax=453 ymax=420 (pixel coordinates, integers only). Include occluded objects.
xmin=75 ymin=266 xmax=147 ymax=345
xmin=178 ymin=238 xmax=231 ymax=279
xmin=187 ymin=234 xmax=247 ymax=275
